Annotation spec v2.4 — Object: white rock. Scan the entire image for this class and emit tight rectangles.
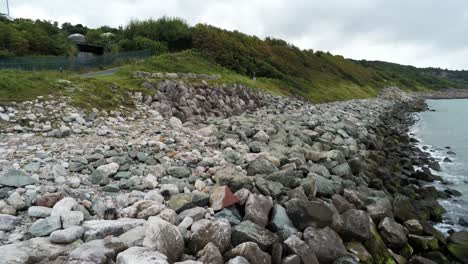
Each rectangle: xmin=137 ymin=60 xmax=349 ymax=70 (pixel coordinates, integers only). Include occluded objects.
xmin=116 ymin=246 xmax=169 ymax=264
xmin=143 ymin=217 xmax=184 ymax=263
xmin=169 ymin=117 xmax=182 ymax=128
xmin=96 ymin=162 xmax=120 ymax=177
xmin=62 ymin=210 xmax=84 ymax=228
xmin=51 ymin=197 xmax=78 ymax=218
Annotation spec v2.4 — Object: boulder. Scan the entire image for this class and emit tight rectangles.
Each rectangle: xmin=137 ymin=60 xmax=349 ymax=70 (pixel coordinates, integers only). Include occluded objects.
xmin=118 ymin=226 xmax=146 ymax=247
xmin=304 ymin=226 xmax=349 ymax=264
xmin=168 ymin=166 xmax=191 ymax=178
xmin=227 ymin=256 xmax=251 ymax=264
xmin=143 ymin=216 xmax=184 ymax=263
xmin=226 ymin=242 xmax=271 ymax=264
xmin=345 ymin=241 xmax=373 ymax=264
xmin=366 ymin=198 xmax=393 ymax=223
xmin=215 ymin=166 xmax=254 ymax=191
xmin=210 ymin=186 xmax=239 ymax=211
xmin=0 ymin=169 xmax=37 ymax=187
xmin=0 ymin=237 xmax=78 ymax=263
xmin=50 ymin=226 xmax=84 ymax=244
xmin=333 ymin=256 xmax=359 ymax=264
xmin=284 ymin=235 xmax=319 ymax=264
xmin=378 ymin=217 xmax=408 ymax=249
xmin=339 ymin=209 xmax=371 ymax=241
xmin=189 ymin=219 xmax=231 ymax=253
xmin=68 ymin=236 xmax=127 ymax=264
xmin=29 ymin=216 xmax=61 ymax=237
xmin=447 ymin=231 xmax=468 ymax=263
xmin=0 ymin=214 xmax=20 ymax=231
xmin=404 ymin=219 xmax=423 ymax=235
xmin=28 ymin=206 xmax=52 ymax=218
xmin=244 ymin=194 xmax=273 ymax=227
xmin=247 ymin=156 xmax=278 ymax=176
xmin=196 ymin=242 xmax=223 ymax=264
xmin=284 ymin=198 xmax=334 ymax=230
xmin=82 ymin=218 xmax=146 ymax=241
xmin=269 ymin=204 xmax=298 ymax=233
xmin=232 ymin=220 xmax=279 ymax=251
xmin=116 ymin=246 xmax=169 ymax=264
xmin=408 ymin=234 xmax=438 ymax=252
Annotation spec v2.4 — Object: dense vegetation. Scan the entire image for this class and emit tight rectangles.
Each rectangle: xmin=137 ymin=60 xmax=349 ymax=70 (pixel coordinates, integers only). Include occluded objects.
xmin=0 ymin=15 xmax=467 ymax=104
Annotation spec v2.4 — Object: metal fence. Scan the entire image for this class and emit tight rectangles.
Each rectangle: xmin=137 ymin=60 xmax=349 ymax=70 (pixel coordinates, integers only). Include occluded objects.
xmin=0 ymin=49 xmax=153 ymax=71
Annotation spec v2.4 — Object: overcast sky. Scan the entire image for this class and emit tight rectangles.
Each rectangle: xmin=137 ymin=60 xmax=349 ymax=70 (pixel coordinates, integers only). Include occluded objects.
xmin=6 ymin=0 xmax=468 ymax=70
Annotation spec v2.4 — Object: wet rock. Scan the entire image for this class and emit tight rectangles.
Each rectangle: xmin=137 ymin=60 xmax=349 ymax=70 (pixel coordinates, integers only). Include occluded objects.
xmin=50 ymin=226 xmax=84 ymax=244
xmin=408 ymin=256 xmax=437 ymax=264
xmin=214 ymin=207 xmax=242 ymax=225
xmin=281 ymin=255 xmax=301 ymax=264
xmin=304 ymin=226 xmax=349 ymax=264
xmin=366 ymin=198 xmax=393 ymax=223
xmin=408 ymin=234 xmax=438 ymax=252
xmin=116 ymin=246 xmax=169 ymax=264
xmin=244 ymin=194 xmax=273 ymax=227
xmin=345 ymin=241 xmax=373 ymax=264
xmin=0 ymin=169 xmax=37 ymax=187
xmin=333 ymin=256 xmax=359 ymax=264
xmin=226 ymin=242 xmax=271 ymax=264
xmin=284 ymin=235 xmax=319 ymax=264
xmin=378 ymin=217 xmax=408 ymax=249
xmin=143 ymin=216 xmax=184 ymax=263
xmin=339 ymin=209 xmax=371 ymax=241
xmin=210 ymin=186 xmax=239 ymax=211
xmin=232 ymin=220 xmax=279 ymax=251
xmin=285 ymin=198 xmax=334 ymax=230
xmin=446 ymin=231 xmax=468 ymax=263
xmin=393 ymin=195 xmax=419 ymax=222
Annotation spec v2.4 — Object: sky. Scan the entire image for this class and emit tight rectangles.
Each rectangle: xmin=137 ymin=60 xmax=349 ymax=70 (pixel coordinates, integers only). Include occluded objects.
xmin=5 ymin=0 xmax=468 ymax=70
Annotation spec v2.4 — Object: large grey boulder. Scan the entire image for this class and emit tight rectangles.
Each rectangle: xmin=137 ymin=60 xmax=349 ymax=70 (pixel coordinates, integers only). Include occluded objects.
xmin=339 ymin=209 xmax=371 ymax=241
xmin=196 ymin=242 xmax=223 ymax=264
xmin=232 ymin=220 xmax=279 ymax=251
xmin=284 ymin=198 xmax=334 ymax=230
xmin=116 ymin=246 xmax=169 ymax=264
xmin=247 ymin=156 xmax=278 ymax=175
xmin=0 ymin=169 xmax=37 ymax=187
xmin=366 ymin=198 xmax=393 ymax=223
xmin=30 ymin=216 xmax=61 ymax=237
xmin=0 ymin=237 xmax=78 ymax=264
xmin=215 ymin=166 xmax=254 ymax=191
xmin=378 ymin=217 xmax=408 ymax=249
xmin=270 ymin=204 xmax=298 ymax=233
xmin=82 ymin=218 xmax=146 ymax=241
xmin=143 ymin=216 xmax=184 ymax=263
xmin=244 ymin=194 xmax=273 ymax=227
xmin=0 ymin=214 xmax=20 ymax=231
xmin=226 ymin=242 xmax=271 ymax=264
xmin=303 ymin=226 xmax=349 ymax=264
xmin=68 ymin=237 xmax=127 ymax=264
xmin=50 ymin=226 xmax=84 ymax=244
xmin=189 ymin=219 xmax=231 ymax=253
xmin=284 ymin=235 xmax=319 ymax=264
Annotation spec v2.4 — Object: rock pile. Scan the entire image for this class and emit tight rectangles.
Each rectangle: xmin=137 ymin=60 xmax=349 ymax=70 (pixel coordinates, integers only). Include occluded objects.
xmin=0 ymin=81 xmax=465 ymax=264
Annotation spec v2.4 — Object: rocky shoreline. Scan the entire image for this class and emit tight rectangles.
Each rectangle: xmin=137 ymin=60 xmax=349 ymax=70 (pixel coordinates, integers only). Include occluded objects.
xmin=0 ymin=77 xmax=467 ymax=264
xmin=420 ymin=88 xmax=468 ymax=100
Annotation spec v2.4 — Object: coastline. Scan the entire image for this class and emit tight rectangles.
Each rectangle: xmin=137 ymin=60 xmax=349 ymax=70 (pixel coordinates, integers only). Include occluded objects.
xmin=0 ymin=85 xmax=467 ymax=263
xmin=419 ymin=88 xmax=468 ymax=100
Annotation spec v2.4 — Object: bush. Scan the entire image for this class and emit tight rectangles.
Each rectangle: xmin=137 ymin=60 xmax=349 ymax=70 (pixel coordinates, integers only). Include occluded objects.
xmin=123 ymin=17 xmax=192 ymax=51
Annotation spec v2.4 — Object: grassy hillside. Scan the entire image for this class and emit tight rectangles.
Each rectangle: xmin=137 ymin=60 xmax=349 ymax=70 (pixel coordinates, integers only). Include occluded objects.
xmin=357 ymin=60 xmax=468 ymax=90
xmin=1 ymin=16 xmax=468 ymax=109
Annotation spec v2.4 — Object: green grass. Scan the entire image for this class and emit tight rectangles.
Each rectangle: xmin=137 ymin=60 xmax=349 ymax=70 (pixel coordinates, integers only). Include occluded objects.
xmin=0 ymin=50 xmax=426 ymax=110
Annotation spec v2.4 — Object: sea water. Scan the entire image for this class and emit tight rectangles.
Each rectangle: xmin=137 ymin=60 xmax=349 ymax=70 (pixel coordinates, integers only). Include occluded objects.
xmin=411 ymin=99 xmax=468 ymax=232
